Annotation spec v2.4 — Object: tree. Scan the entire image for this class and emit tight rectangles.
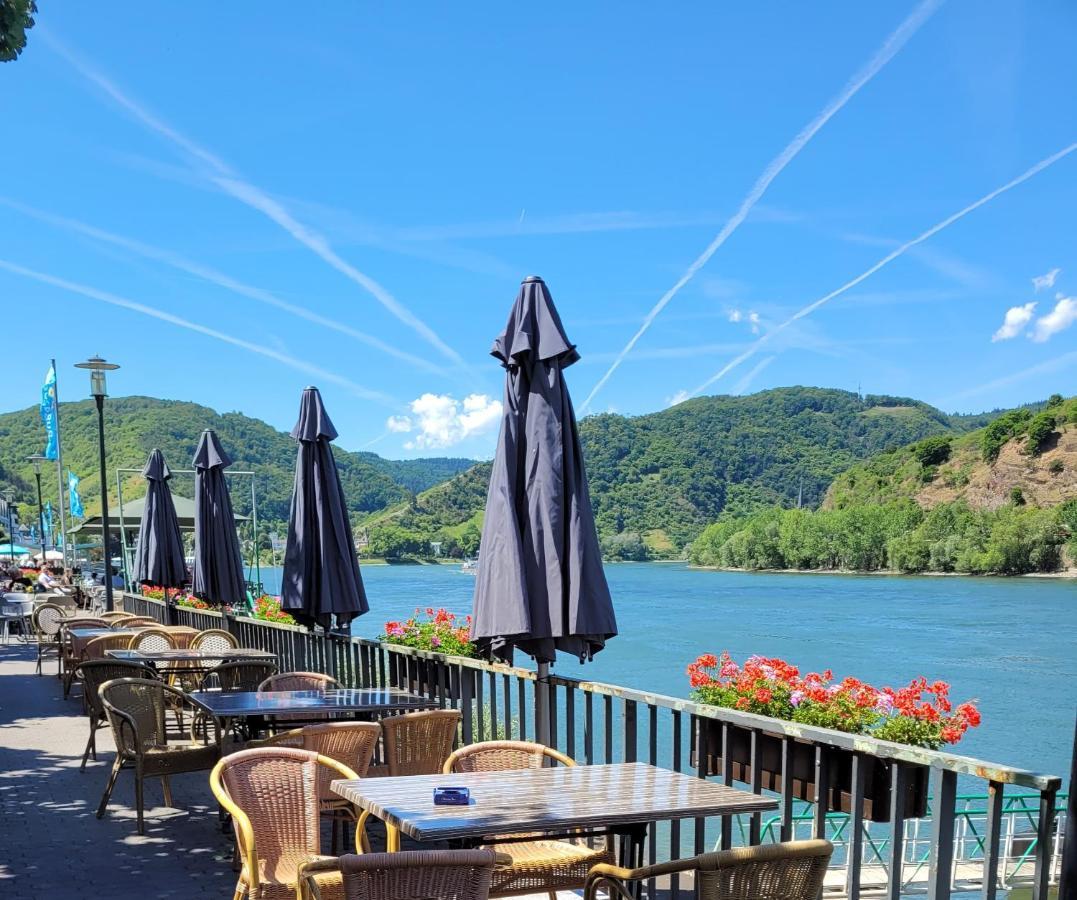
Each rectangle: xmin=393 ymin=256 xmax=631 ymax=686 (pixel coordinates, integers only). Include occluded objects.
xmin=1024 ymin=412 xmax=1056 ymax=456
xmin=0 ymin=0 xmax=36 ymax=62
xmin=912 ymin=435 xmax=952 ymax=467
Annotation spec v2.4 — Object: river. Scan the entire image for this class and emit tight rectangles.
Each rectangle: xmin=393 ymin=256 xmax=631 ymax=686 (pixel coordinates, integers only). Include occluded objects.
xmin=253 ymin=562 xmax=1076 ymax=781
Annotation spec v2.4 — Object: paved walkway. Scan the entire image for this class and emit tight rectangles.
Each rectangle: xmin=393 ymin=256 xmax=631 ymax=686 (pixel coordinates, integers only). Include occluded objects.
xmin=0 ymin=641 xmax=235 ymax=898
xmin=0 ymin=641 xmax=582 ymax=900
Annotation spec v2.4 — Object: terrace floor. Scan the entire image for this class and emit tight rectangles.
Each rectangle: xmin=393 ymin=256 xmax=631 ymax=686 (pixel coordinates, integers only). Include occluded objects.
xmin=0 ymin=641 xmax=582 ymax=899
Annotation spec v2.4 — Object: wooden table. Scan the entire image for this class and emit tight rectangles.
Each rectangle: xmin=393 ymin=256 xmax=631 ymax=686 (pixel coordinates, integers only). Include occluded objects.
xmin=331 ymin=761 xmax=777 ymax=857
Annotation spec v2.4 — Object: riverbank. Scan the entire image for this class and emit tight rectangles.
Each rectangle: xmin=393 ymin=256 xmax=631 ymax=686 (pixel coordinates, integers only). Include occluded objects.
xmin=689 ymin=564 xmax=1077 ymax=578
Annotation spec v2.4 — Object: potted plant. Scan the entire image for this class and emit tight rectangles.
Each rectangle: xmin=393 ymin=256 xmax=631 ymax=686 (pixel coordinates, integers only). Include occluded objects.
xmin=687 ymin=653 xmax=980 ymax=822
xmin=379 ymin=608 xmax=477 ymax=657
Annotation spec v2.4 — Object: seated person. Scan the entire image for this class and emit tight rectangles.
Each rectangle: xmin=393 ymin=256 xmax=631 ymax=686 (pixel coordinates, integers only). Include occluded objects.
xmin=109 ymin=567 xmax=125 ymax=591
xmin=36 ymin=568 xmax=60 ymax=592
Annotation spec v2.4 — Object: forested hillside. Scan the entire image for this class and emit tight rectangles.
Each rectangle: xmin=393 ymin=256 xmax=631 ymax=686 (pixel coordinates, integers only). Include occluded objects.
xmin=690 ymin=395 xmax=1077 ymax=575
xmin=360 ymin=387 xmax=1002 ymax=559
xmin=0 ymin=397 xmax=475 ymax=529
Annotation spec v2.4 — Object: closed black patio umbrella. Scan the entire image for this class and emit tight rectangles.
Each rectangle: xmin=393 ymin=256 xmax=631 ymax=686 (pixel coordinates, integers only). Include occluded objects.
xmin=471 ymin=276 xmax=617 ymax=741
xmin=191 ymin=430 xmax=246 ymax=608
xmin=281 ymin=386 xmax=368 ymax=631
xmin=132 ymin=449 xmax=186 ymax=620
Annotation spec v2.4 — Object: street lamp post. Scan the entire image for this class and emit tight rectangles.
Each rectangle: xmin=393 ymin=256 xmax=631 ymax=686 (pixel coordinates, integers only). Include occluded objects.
xmin=27 ymin=455 xmax=47 ymax=566
xmin=2 ymin=487 xmax=15 ymax=563
xmin=74 ymin=356 xmax=120 ymax=611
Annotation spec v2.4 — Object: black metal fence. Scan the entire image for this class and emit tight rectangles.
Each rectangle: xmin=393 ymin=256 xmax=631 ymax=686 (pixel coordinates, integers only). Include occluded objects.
xmin=123 ymin=592 xmax=1066 ymax=900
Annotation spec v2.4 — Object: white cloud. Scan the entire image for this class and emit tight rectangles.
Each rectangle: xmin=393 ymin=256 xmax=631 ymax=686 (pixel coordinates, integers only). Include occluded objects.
xmin=402 ymin=393 xmax=502 ymax=449
xmin=1032 ymin=268 xmax=1061 ymax=292
xmin=1030 ymin=295 xmax=1077 ymax=342
xmin=728 ymin=309 xmax=743 ymax=323
xmin=386 ymin=415 xmax=413 ymax=433
xmin=991 ymin=302 xmax=1037 ymax=342
xmin=748 ymin=311 xmax=762 ymax=334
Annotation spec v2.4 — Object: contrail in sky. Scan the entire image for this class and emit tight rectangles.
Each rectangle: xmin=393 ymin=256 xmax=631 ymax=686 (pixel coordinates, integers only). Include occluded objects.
xmin=580 ymin=0 xmax=943 ymax=412
xmin=0 ymin=197 xmax=445 ymax=376
xmin=0 ymin=259 xmax=397 ymax=406
xmin=732 ymin=355 xmax=776 ymax=396
xmin=686 ymin=142 xmax=1077 ymax=398
xmin=42 ymin=32 xmax=464 ymax=367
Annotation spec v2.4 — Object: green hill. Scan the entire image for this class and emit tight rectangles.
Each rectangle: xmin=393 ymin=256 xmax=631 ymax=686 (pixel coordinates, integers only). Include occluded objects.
xmin=360 ymin=387 xmax=1001 ymax=558
xmin=0 ymin=396 xmax=476 ymax=531
xmin=689 ymin=394 xmax=1077 ymax=575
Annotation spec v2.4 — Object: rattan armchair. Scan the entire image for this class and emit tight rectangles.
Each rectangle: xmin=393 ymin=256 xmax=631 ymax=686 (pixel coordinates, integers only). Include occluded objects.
xmin=97 ymin=677 xmax=222 ymax=834
xmin=374 ymin=709 xmax=461 ymax=777
xmin=583 ymin=840 xmax=834 ymax=900
xmin=100 ymin=611 xmax=133 ymax=623
xmin=248 ymin=722 xmax=381 ymax=852
xmin=203 ymin=660 xmax=279 ymax=693
xmin=76 ymin=659 xmax=157 ymax=771
xmin=443 ymin=741 xmax=614 ymax=899
xmin=85 ymin=632 xmax=136 ymax=660
xmin=296 ymin=850 xmax=499 ymax=900
xmin=31 ymin=602 xmax=66 ymax=675
xmin=112 ymin=616 xmax=160 ymax=629
xmin=128 ymin=628 xmax=179 ymax=651
xmin=210 ymin=747 xmax=359 ymax=900
xmin=59 ymin=617 xmax=109 ymax=696
xmin=259 ymin=671 xmax=341 ymax=692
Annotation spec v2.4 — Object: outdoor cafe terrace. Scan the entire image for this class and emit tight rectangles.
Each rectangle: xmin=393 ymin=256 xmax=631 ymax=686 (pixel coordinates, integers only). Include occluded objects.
xmin=0 ymin=590 xmax=1068 ymax=900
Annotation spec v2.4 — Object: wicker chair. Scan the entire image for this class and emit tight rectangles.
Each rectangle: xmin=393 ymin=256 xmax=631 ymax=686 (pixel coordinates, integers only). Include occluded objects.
xmin=112 ymin=616 xmax=159 ymax=629
xmin=59 ymin=617 xmax=110 ymax=696
xmin=100 ymin=611 xmax=133 ymax=623
xmin=248 ymin=722 xmax=381 ymax=852
xmin=258 ymin=671 xmax=341 ymax=692
xmin=257 ymin=671 xmax=342 ymax=725
xmin=443 ymin=741 xmax=614 ymax=899
xmin=583 ymin=839 xmax=834 ymax=900
xmin=374 ymin=709 xmax=461 ymax=778
xmin=128 ymin=628 xmax=179 ymax=651
xmin=97 ymin=677 xmax=222 ymax=834
xmin=297 ymin=850 xmax=500 ymax=900
xmin=31 ymin=602 xmax=66 ymax=675
xmin=210 ymin=747 xmax=359 ymax=900
xmin=203 ymin=660 xmax=279 ymax=693
xmin=85 ymin=632 xmax=136 ymax=660
xmin=76 ymin=659 xmax=157 ymax=771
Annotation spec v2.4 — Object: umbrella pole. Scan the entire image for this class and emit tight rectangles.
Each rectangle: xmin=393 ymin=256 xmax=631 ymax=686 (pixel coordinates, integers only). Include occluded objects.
xmin=535 ymin=661 xmax=552 ymax=747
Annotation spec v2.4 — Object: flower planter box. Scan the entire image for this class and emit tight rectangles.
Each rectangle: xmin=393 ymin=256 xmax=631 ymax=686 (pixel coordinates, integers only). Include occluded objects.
xmin=691 ymin=718 xmax=929 ymax=823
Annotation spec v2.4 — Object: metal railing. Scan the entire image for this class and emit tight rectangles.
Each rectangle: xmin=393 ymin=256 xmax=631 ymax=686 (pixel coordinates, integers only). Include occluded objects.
xmin=122 ymin=592 xmax=1067 ymax=900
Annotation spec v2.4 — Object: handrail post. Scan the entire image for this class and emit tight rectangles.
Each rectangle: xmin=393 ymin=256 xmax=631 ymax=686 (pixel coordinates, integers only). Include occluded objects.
xmin=1059 ymin=715 xmax=1076 ymax=900
xmin=928 ymin=768 xmax=957 ymax=900
xmin=535 ymin=660 xmax=551 ymax=747
xmin=1032 ymin=787 xmax=1059 ymax=900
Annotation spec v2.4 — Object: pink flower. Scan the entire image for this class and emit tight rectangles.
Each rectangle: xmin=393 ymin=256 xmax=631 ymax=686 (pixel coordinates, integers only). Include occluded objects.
xmin=790 ymin=690 xmax=805 ymax=707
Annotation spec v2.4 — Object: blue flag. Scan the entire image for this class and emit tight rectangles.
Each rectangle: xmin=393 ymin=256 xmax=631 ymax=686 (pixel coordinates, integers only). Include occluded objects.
xmin=40 ymin=364 xmax=59 ymax=461
xmin=68 ymin=470 xmax=84 ymax=518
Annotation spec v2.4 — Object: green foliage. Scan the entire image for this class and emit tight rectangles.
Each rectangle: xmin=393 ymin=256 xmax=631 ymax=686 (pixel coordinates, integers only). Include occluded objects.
xmin=0 ymin=0 xmax=35 ymax=62
xmin=600 ymin=531 xmax=652 ymax=561
xmin=981 ymin=409 xmax=1032 ymax=462
xmin=1049 ymin=459 xmax=1065 ymax=475
xmin=1009 ymin=487 xmax=1025 ymax=506
xmin=365 ymin=524 xmax=426 ymax=558
xmin=1024 ymin=412 xmax=1057 ymax=456
xmin=912 ymin=435 xmax=952 ymax=467
xmin=0 ymin=397 xmax=473 ymax=537
xmin=690 ymin=499 xmax=1067 ymax=575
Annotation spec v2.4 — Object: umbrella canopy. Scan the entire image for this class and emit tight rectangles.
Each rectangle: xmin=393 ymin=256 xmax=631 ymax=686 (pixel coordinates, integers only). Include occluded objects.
xmin=191 ymin=430 xmax=247 ymax=607
xmin=471 ymin=276 xmax=616 ymax=665
xmin=32 ymin=549 xmax=64 ymax=562
xmin=131 ymin=449 xmax=187 ymax=589
xmin=281 ymin=386 xmax=368 ymax=630
xmin=0 ymin=543 xmax=31 ymax=556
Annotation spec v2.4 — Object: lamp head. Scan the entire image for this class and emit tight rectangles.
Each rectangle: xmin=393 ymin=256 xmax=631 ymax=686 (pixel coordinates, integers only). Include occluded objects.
xmin=27 ymin=454 xmax=46 ymax=474
xmin=74 ymin=355 xmax=120 ymax=398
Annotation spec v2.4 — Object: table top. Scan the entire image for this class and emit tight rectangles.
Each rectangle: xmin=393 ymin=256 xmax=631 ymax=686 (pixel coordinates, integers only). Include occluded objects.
xmin=331 ymin=762 xmax=777 ymax=843
xmin=107 ymin=647 xmax=277 ymax=664
xmin=69 ymin=627 xmax=137 ymax=640
xmin=187 ymin=686 xmax=439 ymax=718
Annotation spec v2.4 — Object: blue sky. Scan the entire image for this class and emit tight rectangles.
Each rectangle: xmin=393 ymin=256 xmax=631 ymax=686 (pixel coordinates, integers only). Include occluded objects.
xmin=1 ymin=2 xmax=1075 ymax=459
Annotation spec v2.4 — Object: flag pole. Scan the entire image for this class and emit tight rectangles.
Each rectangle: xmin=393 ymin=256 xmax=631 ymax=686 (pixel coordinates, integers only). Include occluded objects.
xmin=51 ymin=358 xmax=71 ymax=569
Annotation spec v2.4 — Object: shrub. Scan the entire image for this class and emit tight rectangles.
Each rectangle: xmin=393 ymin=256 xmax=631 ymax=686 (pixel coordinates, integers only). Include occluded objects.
xmin=982 ymin=409 xmax=1031 ymax=462
xmin=1009 ymin=486 xmax=1025 ymax=506
xmin=912 ymin=435 xmax=952 ymax=467
xmin=1049 ymin=459 xmax=1064 ymax=475
xmin=1025 ymin=411 xmax=1057 ymax=455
